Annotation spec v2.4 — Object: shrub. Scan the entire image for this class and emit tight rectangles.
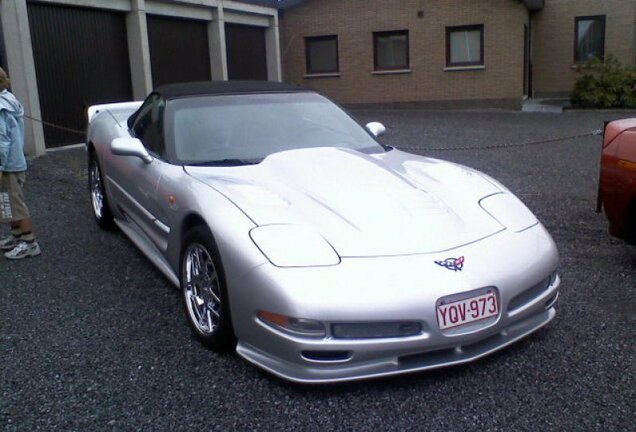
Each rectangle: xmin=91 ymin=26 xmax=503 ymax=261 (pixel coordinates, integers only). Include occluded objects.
xmin=571 ymin=55 xmax=636 ymax=109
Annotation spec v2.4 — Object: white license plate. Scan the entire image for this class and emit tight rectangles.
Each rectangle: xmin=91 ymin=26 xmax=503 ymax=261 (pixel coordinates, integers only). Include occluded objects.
xmin=436 ymin=291 xmax=499 ymax=330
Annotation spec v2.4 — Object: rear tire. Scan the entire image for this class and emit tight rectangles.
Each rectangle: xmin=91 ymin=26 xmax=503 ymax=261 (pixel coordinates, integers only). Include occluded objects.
xmin=88 ymin=152 xmax=115 ymax=230
xmin=180 ymin=225 xmax=235 ymax=351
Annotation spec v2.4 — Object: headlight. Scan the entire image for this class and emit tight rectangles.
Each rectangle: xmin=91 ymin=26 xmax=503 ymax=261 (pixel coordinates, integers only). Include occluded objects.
xmin=479 ymin=193 xmax=538 ymax=232
xmin=257 ymin=310 xmax=326 ymax=338
xmin=250 ymin=225 xmax=340 ymax=267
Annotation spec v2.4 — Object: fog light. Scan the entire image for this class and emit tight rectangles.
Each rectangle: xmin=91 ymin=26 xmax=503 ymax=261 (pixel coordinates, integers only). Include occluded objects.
xmin=257 ymin=311 xmax=326 ymax=338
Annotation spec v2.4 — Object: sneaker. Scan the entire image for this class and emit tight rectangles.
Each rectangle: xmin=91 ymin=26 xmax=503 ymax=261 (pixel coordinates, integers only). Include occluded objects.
xmin=4 ymin=241 xmax=41 ymax=260
xmin=0 ymin=235 xmax=18 ymax=251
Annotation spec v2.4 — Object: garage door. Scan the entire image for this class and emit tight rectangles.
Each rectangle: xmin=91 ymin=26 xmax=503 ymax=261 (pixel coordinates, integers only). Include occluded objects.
xmin=27 ymin=3 xmax=132 ymax=147
xmin=147 ymin=15 xmax=211 ymax=88
xmin=225 ymin=23 xmax=268 ymax=80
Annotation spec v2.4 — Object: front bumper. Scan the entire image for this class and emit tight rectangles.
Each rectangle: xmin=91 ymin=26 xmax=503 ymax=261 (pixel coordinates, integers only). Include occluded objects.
xmin=237 ymin=295 xmax=557 ymax=383
xmin=230 ymin=223 xmax=560 ymax=383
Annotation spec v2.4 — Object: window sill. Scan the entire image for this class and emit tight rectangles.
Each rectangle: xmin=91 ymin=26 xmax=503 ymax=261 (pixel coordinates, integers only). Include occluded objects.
xmin=371 ymin=69 xmax=412 ymax=75
xmin=304 ymin=72 xmax=340 ymax=78
xmin=444 ymin=65 xmax=485 ymax=72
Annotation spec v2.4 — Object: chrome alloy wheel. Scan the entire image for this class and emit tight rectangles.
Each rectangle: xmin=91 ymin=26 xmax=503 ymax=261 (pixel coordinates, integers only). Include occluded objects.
xmin=183 ymin=244 xmax=222 ymax=335
xmin=89 ymin=160 xmax=104 ymax=219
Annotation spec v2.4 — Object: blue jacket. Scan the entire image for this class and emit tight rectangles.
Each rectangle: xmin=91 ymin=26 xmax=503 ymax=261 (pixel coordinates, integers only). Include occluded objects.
xmin=0 ymin=89 xmax=26 ymax=172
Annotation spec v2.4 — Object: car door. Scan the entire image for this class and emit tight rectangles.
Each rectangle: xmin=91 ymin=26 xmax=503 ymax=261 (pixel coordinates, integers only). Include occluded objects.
xmin=108 ymin=94 xmax=172 ymax=251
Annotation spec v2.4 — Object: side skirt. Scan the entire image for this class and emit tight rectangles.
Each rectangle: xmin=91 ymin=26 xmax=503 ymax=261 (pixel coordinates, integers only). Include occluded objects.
xmin=114 ymin=218 xmax=180 ymax=288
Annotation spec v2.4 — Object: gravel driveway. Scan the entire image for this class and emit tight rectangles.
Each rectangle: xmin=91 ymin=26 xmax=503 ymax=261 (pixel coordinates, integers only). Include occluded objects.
xmin=1 ymin=109 xmax=634 ymax=431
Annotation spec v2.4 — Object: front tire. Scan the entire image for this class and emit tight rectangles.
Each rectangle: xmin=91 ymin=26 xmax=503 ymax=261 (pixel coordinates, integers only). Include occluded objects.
xmin=180 ymin=226 xmax=235 ymax=351
xmin=88 ymin=152 xmax=115 ymax=230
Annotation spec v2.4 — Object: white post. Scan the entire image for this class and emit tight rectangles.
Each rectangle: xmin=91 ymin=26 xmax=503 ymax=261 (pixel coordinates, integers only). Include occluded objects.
xmin=0 ymin=0 xmax=46 ymax=156
xmin=209 ymin=6 xmax=228 ymax=81
xmin=127 ymin=0 xmax=153 ymax=98
xmin=265 ymin=13 xmax=282 ymax=82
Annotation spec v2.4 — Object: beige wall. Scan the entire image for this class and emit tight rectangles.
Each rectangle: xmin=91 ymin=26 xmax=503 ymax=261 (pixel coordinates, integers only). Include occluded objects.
xmin=532 ymin=0 xmax=636 ymax=97
xmin=281 ymin=0 xmax=529 ymax=105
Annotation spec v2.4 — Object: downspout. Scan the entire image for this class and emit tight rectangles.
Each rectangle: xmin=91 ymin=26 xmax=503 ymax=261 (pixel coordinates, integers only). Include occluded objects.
xmin=528 ymin=9 xmax=534 ymax=98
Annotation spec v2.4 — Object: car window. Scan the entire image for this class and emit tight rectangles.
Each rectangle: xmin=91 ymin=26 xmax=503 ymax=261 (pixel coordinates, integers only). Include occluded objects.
xmin=130 ymin=94 xmax=167 ymax=158
xmin=166 ymin=92 xmax=384 ymax=165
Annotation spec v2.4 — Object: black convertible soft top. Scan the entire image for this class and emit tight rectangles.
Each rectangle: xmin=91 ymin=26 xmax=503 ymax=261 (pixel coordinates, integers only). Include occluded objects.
xmin=154 ymin=80 xmax=306 ymax=99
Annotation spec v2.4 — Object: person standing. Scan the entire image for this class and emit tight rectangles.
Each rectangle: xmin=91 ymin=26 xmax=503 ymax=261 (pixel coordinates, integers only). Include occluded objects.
xmin=0 ymin=67 xmax=40 ymax=259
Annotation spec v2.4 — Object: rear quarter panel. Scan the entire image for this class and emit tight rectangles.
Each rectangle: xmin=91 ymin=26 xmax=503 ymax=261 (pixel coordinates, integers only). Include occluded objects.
xmin=86 ymin=104 xmax=141 ymax=219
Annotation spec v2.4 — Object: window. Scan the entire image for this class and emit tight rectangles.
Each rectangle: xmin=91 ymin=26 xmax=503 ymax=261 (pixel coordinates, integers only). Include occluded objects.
xmin=446 ymin=25 xmax=484 ymax=67
xmin=305 ymin=35 xmax=339 ymax=75
xmin=129 ymin=93 xmax=166 ymax=157
xmin=373 ymin=30 xmax=409 ymax=71
xmin=168 ymin=93 xmax=384 ymax=164
xmin=575 ymin=16 xmax=605 ymax=63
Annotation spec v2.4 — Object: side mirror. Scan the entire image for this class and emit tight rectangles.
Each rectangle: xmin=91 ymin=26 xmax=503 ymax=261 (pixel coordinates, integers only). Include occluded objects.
xmin=110 ymin=137 xmax=153 ymax=163
xmin=366 ymin=122 xmax=386 ymax=138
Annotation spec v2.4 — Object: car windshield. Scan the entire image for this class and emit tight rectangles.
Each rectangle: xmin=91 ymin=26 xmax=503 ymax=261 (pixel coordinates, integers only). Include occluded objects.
xmin=167 ymin=92 xmax=384 ymax=165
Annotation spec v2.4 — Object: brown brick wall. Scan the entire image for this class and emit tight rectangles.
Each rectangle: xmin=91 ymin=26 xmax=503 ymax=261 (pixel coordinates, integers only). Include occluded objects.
xmin=281 ymin=0 xmax=529 ymax=105
xmin=532 ymin=0 xmax=636 ymax=97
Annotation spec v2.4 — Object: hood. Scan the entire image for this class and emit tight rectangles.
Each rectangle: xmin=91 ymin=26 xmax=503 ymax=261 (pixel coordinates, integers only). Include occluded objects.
xmin=185 ymin=147 xmax=505 ymax=257
xmin=0 ymin=90 xmax=24 ymax=116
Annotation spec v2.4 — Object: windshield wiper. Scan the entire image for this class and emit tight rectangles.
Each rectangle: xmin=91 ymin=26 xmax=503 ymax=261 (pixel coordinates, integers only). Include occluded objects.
xmin=187 ymin=158 xmax=261 ymax=167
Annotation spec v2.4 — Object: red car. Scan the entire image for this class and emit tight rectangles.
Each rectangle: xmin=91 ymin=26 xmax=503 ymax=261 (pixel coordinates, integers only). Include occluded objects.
xmin=598 ymin=118 xmax=636 ymax=242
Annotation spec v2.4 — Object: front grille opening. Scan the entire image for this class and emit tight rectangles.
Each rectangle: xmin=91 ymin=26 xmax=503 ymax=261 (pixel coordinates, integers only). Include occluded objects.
xmin=331 ymin=322 xmax=422 ymax=339
xmin=507 ymin=274 xmax=553 ymax=311
xmin=301 ymin=350 xmax=352 ymax=362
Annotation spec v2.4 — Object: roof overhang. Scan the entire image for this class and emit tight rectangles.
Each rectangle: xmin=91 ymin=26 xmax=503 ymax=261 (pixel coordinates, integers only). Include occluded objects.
xmin=236 ymin=0 xmax=307 ymax=8
xmin=522 ymin=0 xmax=544 ymax=11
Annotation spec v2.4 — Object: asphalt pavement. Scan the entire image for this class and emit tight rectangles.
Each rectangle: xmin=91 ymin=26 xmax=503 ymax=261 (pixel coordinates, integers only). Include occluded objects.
xmin=1 ymin=108 xmax=634 ymax=431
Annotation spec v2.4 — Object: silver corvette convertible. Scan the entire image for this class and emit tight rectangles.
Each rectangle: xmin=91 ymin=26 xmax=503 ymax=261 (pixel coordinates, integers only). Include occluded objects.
xmin=86 ymin=81 xmax=560 ymax=383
